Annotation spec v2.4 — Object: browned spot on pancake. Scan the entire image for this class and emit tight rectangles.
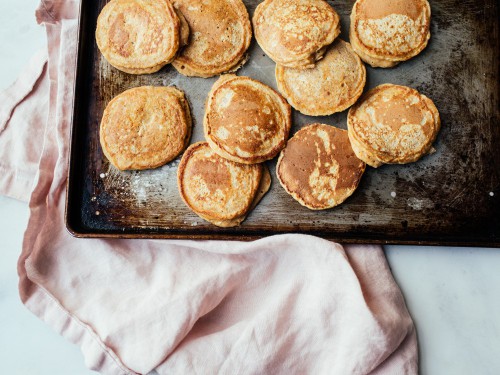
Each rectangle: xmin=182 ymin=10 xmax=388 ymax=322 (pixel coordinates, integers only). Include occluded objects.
xmin=187 ymin=158 xmax=231 ymax=195
xmin=374 ymin=96 xmax=427 ymax=132
xmin=278 ymin=132 xmax=318 ymax=200
xmin=178 ymin=1 xmax=241 ymax=61
xmin=109 ymin=13 xmax=133 ymax=57
xmin=108 ymin=6 xmax=164 ymax=56
xmin=359 ymin=0 xmax=421 ymax=20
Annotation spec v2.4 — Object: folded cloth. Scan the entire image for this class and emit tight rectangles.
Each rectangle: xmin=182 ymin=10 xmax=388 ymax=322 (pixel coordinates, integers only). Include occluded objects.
xmin=0 ymin=1 xmax=418 ymax=374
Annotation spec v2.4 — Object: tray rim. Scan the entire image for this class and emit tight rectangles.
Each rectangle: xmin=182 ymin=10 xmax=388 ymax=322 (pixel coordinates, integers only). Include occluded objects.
xmin=65 ymin=0 xmax=500 ymax=247
xmin=65 ymin=226 xmax=500 ymax=248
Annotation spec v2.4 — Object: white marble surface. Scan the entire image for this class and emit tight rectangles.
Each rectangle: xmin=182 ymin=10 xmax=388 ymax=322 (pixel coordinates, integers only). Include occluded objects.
xmin=0 ymin=1 xmax=499 ymax=374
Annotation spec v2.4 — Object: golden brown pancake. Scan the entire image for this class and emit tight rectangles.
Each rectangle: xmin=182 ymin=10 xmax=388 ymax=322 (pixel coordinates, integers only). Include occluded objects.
xmin=171 ymin=0 xmax=252 ymax=78
xmin=253 ymin=0 xmax=341 ymax=69
xmin=100 ymin=86 xmax=192 ymax=170
xmin=177 ymin=142 xmax=270 ymax=227
xmin=204 ymin=74 xmax=292 ymax=164
xmin=96 ymin=0 xmax=185 ymax=74
xmin=347 ymin=84 xmax=441 ymax=167
xmin=350 ymin=0 xmax=431 ymax=68
xmin=277 ymin=124 xmax=365 ymax=210
xmin=276 ymin=39 xmax=366 ymax=116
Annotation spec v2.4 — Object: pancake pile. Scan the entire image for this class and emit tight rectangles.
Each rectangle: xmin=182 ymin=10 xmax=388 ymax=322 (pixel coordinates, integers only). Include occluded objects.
xmin=96 ymin=0 xmax=189 ymax=74
xmin=94 ymin=0 xmax=441 ymax=227
xmin=172 ymin=0 xmax=252 ymax=78
xmin=100 ymin=86 xmax=191 ymax=170
xmin=350 ymin=0 xmax=431 ymax=67
xmin=253 ymin=0 xmax=340 ymax=69
xmin=204 ymin=75 xmax=292 ymax=164
xmin=347 ymin=84 xmax=441 ymax=168
xmin=177 ymin=142 xmax=271 ymax=227
xmin=277 ymin=124 xmax=366 ymax=210
xmin=276 ymin=39 xmax=366 ymax=116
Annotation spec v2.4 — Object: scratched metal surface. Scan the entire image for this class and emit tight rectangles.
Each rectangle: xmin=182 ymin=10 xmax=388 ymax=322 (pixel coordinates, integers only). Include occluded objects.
xmin=66 ymin=0 xmax=500 ymax=245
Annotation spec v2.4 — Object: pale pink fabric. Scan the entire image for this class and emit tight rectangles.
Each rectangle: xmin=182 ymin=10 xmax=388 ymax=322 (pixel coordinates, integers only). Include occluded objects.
xmin=0 ymin=48 xmax=48 ymax=201
xmin=0 ymin=1 xmax=418 ymax=374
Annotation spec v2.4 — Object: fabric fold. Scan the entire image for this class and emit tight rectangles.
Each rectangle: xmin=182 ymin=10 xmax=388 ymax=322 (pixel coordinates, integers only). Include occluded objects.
xmin=36 ymin=0 xmax=79 ymax=24
xmin=0 ymin=1 xmax=420 ymax=374
xmin=0 ymin=49 xmax=49 ymax=202
xmin=0 ymin=49 xmax=47 ymax=133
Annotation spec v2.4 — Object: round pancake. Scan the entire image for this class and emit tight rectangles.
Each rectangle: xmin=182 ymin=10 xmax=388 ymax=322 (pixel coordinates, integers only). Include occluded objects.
xmin=100 ymin=86 xmax=192 ymax=170
xmin=277 ymin=124 xmax=366 ymax=210
xmin=253 ymin=0 xmax=341 ymax=69
xmin=171 ymin=0 xmax=252 ymax=78
xmin=276 ymin=39 xmax=366 ymax=116
xmin=347 ymin=84 xmax=440 ymax=167
xmin=204 ymin=74 xmax=292 ymax=164
xmin=96 ymin=0 xmax=184 ymax=74
xmin=350 ymin=0 xmax=431 ymax=68
xmin=177 ymin=142 xmax=265 ymax=227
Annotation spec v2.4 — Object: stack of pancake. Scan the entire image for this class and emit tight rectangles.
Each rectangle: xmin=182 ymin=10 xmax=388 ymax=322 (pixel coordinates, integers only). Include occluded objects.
xmin=350 ymin=0 xmax=432 ymax=68
xmin=97 ymin=0 xmax=441 ymax=227
xmin=253 ymin=0 xmax=341 ymax=69
xmin=177 ymin=142 xmax=271 ymax=227
xmin=348 ymin=84 xmax=441 ymax=168
xmin=171 ymin=0 xmax=252 ymax=77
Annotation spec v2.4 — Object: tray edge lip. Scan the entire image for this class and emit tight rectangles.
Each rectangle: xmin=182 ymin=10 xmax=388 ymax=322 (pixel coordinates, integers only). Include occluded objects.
xmin=64 ymin=0 xmax=85 ymax=237
xmin=64 ymin=227 xmax=500 ymax=248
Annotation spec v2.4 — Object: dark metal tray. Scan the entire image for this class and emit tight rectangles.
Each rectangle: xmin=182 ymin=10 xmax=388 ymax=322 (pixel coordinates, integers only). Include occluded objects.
xmin=66 ymin=0 xmax=500 ymax=246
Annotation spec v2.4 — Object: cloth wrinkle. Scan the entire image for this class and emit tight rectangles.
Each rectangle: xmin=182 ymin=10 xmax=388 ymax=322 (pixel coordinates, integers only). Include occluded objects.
xmin=38 ymin=1 xmax=57 ymax=24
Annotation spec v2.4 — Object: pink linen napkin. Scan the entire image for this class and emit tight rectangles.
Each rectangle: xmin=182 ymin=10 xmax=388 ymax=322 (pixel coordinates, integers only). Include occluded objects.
xmin=0 ymin=1 xmax=418 ymax=374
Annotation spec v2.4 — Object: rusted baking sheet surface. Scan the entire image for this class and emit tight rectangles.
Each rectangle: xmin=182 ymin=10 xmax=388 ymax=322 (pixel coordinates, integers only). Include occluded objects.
xmin=66 ymin=0 xmax=500 ymax=246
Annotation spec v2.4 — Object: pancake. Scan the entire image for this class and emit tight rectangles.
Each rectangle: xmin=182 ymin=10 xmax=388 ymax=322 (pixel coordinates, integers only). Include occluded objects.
xmin=253 ymin=0 xmax=341 ymax=69
xmin=96 ymin=0 xmax=185 ymax=74
xmin=100 ymin=86 xmax=192 ymax=170
xmin=350 ymin=0 xmax=431 ymax=68
xmin=277 ymin=124 xmax=366 ymax=210
xmin=204 ymin=74 xmax=292 ymax=164
xmin=177 ymin=142 xmax=270 ymax=227
xmin=171 ymin=0 xmax=252 ymax=78
xmin=276 ymin=39 xmax=366 ymax=116
xmin=347 ymin=84 xmax=441 ymax=167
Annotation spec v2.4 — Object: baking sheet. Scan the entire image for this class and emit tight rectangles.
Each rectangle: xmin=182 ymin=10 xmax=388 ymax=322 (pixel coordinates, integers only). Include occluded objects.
xmin=66 ymin=0 xmax=500 ymax=246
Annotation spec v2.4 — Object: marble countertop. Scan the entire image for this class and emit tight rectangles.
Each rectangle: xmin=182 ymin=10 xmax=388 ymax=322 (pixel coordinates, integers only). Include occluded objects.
xmin=0 ymin=1 xmax=499 ymax=374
